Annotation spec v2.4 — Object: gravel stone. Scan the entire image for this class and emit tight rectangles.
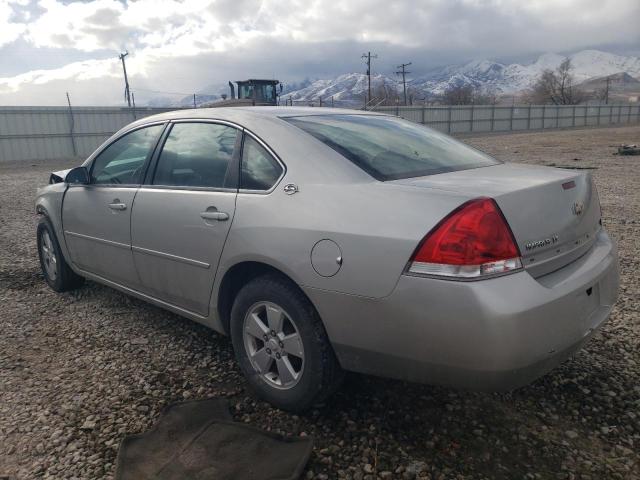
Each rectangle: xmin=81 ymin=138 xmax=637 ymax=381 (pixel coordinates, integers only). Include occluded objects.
xmin=1 ymin=125 xmax=639 ymax=479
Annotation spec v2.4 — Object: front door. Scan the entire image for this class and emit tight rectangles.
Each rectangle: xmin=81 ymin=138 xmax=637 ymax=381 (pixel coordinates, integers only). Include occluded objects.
xmin=131 ymin=122 xmax=240 ymax=315
xmin=63 ymin=124 xmax=165 ymax=286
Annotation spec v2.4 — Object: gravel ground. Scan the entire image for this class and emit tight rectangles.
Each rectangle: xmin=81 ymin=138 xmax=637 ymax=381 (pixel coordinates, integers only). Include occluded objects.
xmin=1 ymin=124 xmax=639 ymax=480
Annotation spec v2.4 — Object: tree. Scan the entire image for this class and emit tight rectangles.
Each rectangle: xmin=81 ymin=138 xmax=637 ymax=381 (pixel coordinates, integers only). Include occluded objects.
xmin=369 ymin=82 xmax=420 ymax=106
xmin=528 ymin=58 xmax=585 ymax=105
xmin=442 ymin=84 xmax=474 ymax=105
xmin=441 ymin=84 xmax=498 ymax=105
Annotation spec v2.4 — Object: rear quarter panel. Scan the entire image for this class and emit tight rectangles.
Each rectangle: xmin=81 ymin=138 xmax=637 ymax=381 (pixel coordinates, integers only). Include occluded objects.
xmin=215 ymin=169 xmax=470 ymax=300
xmin=212 ymin=115 xmax=474 ymax=308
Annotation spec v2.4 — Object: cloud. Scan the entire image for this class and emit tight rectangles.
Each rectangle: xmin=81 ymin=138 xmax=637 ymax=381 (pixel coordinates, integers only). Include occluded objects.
xmin=0 ymin=0 xmax=27 ymax=47
xmin=0 ymin=0 xmax=638 ymax=105
xmin=0 ymin=57 xmax=118 ymax=92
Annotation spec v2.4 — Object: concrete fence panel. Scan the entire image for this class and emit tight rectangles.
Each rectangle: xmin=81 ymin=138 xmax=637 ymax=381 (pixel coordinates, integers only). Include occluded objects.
xmin=0 ymin=103 xmax=639 ymax=163
xmin=0 ymin=106 xmax=176 ymax=162
xmin=372 ymin=103 xmax=639 ymax=135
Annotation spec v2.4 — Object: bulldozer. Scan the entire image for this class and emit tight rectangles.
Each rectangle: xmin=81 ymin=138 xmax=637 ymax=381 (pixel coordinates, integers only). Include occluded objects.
xmin=207 ymin=79 xmax=282 ymax=107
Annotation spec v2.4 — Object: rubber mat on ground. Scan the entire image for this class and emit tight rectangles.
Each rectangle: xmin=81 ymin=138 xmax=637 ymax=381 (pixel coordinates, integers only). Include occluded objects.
xmin=115 ymin=398 xmax=313 ymax=480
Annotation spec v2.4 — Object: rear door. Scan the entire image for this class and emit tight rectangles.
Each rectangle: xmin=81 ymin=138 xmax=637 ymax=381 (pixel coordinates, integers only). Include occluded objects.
xmin=63 ymin=123 xmax=165 ymax=286
xmin=130 ymin=121 xmax=240 ymax=315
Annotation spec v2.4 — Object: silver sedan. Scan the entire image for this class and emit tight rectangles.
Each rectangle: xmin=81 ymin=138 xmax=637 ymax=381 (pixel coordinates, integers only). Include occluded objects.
xmin=35 ymin=107 xmax=619 ymax=411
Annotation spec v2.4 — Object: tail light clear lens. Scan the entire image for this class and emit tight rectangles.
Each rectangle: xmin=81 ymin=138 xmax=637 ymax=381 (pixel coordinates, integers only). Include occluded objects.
xmin=408 ymin=198 xmax=522 ymax=279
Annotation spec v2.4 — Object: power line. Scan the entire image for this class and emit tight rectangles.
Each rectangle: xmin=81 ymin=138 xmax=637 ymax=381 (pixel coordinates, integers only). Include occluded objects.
xmin=395 ymin=62 xmax=412 ymax=106
xmin=361 ymin=51 xmax=378 ymax=104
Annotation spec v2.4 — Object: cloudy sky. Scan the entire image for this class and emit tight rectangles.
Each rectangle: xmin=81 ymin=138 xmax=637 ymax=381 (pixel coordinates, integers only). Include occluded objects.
xmin=0 ymin=0 xmax=638 ymax=106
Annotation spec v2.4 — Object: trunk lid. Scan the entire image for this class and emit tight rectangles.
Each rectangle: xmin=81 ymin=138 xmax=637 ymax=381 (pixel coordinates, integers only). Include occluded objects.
xmin=390 ymin=163 xmax=601 ymax=277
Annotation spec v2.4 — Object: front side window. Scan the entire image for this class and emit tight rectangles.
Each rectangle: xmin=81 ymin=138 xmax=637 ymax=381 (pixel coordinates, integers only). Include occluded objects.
xmin=240 ymin=136 xmax=283 ymax=190
xmin=91 ymin=124 xmax=164 ymax=185
xmin=153 ymin=123 xmax=239 ymax=188
xmin=284 ymin=114 xmax=499 ymax=181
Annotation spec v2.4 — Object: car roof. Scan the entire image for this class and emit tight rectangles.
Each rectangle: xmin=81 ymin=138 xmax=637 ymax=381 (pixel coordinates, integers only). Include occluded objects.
xmin=130 ymin=106 xmax=385 ymax=128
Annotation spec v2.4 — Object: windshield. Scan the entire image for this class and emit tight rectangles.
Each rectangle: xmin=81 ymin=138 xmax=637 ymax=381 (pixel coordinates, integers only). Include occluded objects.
xmin=239 ymin=83 xmax=276 ymax=103
xmin=284 ymin=114 xmax=499 ymax=181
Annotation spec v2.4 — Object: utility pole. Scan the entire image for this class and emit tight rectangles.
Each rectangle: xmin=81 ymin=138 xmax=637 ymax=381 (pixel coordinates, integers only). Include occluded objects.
xmin=193 ymin=94 xmax=197 ymax=108
xmin=604 ymin=75 xmax=611 ymax=105
xmin=131 ymin=91 xmax=137 ymax=120
xmin=119 ymin=51 xmax=131 ymax=107
xmin=361 ymin=51 xmax=378 ymax=105
xmin=395 ymin=62 xmax=412 ymax=106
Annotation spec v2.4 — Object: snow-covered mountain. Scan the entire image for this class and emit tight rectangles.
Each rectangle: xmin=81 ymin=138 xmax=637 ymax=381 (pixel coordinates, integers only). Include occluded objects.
xmin=284 ymin=50 xmax=640 ymax=102
xmin=283 ymin=72 xmax=398 ymax=105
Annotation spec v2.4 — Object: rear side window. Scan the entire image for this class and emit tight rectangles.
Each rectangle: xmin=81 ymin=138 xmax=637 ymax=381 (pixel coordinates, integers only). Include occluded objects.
xmin=240 ymin=136 xmax=283 ymax=190
xmin=284 ymin=114 xmax=499 ymax=181
xmin=153 ymin=123 xmax=238 ymax=188
xmin=91 ymin=124 xmax=164 ymax=185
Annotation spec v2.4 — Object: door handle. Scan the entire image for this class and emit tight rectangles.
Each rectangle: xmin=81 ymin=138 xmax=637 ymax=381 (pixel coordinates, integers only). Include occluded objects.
xmin=108 ymin=202 xmax=127 ymax=211
xmin=200 ymin=211 xmax=229 ymax=221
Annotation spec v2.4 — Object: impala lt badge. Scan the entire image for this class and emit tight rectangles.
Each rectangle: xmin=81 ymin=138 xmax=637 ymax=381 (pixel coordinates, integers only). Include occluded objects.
xmin=572 ymin=201 xmax=585 ymax=216
xmin=525 ymin=235 xmax=559 ymax=251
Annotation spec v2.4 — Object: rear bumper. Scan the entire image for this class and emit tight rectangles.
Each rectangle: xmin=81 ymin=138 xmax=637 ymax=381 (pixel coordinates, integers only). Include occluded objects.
xmin=305 ymin=229 xmax=619 ymax=390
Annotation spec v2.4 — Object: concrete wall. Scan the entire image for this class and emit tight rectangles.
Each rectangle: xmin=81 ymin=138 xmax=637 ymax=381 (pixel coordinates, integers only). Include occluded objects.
xmin=371 ymin=104 xmax=640 ymax=134
xmin=0 ymin=106 xmax=176 ymax=162
xmin=1 ymin=104 xmax=639 ymax=162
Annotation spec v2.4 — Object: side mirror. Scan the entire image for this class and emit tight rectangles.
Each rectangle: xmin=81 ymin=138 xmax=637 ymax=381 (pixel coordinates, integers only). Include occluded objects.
xmin=66 ymin=166 xmax=89 ymax=185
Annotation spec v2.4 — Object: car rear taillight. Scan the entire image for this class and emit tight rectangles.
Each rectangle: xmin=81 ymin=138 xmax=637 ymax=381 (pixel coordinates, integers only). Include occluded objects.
xmin=408 ymin=198 xmax=522 ymax=279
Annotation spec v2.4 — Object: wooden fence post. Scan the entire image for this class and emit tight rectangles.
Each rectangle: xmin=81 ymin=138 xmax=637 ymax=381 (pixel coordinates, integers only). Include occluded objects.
xmin=470 ymin=104 xmax=475 ymax=132
xmin=584 ymin=105 xmax=588 ymax=125
xmin=490 ymin=104 xmax=495 ymax=131
xmin=609 ymin=104 xmax=613 ymax=124
xmin=65 ymin=92 xmax=77 ymax=157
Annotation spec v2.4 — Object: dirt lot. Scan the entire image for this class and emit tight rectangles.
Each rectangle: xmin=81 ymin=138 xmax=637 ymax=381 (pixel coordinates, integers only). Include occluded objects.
xmin=1 ymin=125 xmax=639 ymax=480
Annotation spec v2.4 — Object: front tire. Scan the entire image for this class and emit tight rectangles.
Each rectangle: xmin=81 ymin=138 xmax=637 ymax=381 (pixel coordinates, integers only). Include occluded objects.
xmin=37 ymin=216 xmax=84 ymax=292
xmin=230 ymin=274 xmax=343 ymax=412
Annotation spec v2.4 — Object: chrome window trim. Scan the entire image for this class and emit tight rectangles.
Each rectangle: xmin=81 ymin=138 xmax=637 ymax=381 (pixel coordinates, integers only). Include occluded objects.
xmin=238 ymin=129 xmax=287 ymax=195
xmin=148 ymin=119 xmax=241 ymax=191
xmin=170 ymin=118 xmax=244 ymax=129
xmin=82 ymin=121 xmax=169 ymax=187
xmin=137 ymin=185 xmax=238 ymax=194
xmin=82 ymin=116 xmax=287 ymax=194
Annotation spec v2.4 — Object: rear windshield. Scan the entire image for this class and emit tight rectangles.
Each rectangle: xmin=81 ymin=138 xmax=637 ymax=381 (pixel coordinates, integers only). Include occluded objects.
xmin=284 ymin=114 xmax=499 ymax=181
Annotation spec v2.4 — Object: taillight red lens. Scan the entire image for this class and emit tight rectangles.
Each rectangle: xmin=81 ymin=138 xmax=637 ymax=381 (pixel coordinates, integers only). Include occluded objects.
xmin=409 ymin=198 xmax=522 ymax=279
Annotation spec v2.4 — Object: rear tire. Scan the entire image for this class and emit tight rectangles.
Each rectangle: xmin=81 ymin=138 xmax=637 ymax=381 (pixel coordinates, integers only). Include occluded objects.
xmin=37 ymin=216 xmax=84 ymax=292
xmin=230 ymin=274 xmax=343 ymax=412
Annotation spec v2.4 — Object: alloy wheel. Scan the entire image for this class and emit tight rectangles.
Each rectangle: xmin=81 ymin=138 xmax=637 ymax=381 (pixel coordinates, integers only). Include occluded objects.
xmin=242 ymin=301 xmax=305 ymax=389
xmin=40 ymin=230 xmax=58 ymax=281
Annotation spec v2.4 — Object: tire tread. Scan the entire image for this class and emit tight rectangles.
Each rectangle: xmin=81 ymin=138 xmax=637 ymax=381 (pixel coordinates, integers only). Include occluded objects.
xmin=230 ymin=273 xmax=343 ymax=411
